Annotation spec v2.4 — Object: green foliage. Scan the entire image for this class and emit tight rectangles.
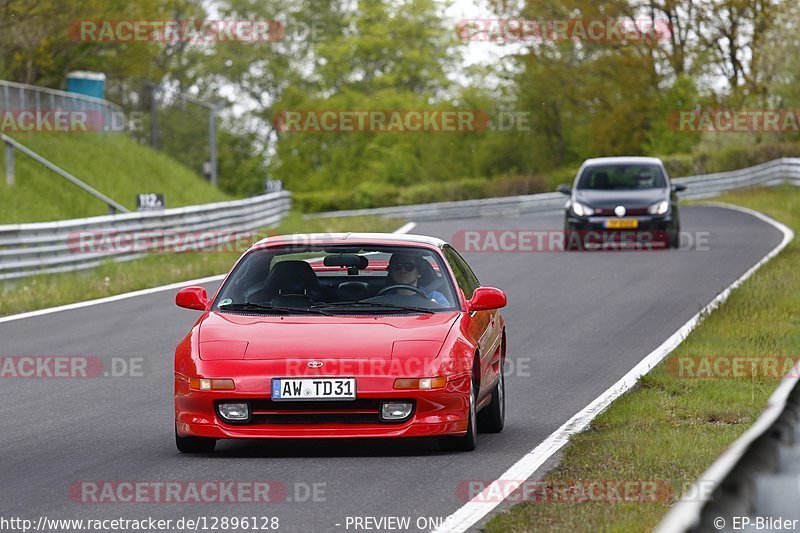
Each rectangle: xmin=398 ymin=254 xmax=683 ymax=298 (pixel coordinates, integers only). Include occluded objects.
xmin=659 ymin=141 xmax=800 ymax=179
xmin=704 ymin=142 xmax=800 ymax=173
xmin=644 ymin=76 xmax=703 ymax=156
xmin=660 ymin=153 xmax=698 ymax=178
xmin=293 ymin=174 xmax=550 ymax=212
xmin=4 ymin=0 xmax=800 ymax=213
xmin=0 ymin=0 xmax=193 ymax=86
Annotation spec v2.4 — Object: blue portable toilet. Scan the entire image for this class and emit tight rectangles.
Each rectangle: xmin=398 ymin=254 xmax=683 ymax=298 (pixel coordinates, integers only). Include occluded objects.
xmin=66 ymin=71 xmax=106 ymax=100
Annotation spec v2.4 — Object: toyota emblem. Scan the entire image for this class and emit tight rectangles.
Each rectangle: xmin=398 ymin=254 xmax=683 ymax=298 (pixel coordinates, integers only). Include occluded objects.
xmin=307 ymin=361 xmax=324 ymax=368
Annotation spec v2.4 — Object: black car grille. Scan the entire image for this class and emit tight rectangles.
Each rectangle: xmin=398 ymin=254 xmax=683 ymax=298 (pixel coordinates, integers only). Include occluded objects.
xmin=592 ymin=207 xmax=649 ymax=216
xmin=226 ymin=399 xmax=412 ymax=425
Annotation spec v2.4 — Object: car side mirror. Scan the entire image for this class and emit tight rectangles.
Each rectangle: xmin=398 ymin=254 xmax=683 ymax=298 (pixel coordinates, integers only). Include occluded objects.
xmin=557 ymin=184 xmax=572 ymax=196
xmin=672 ymin=183 xmax=687 ymax=193
xmin=467 ymin=287 xmax=507 ymax=312
xmin=176 ymin=286 xmax=209 ymax=311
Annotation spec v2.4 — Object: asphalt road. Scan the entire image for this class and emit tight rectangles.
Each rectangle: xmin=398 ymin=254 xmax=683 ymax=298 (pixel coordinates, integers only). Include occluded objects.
xmin=0 ymin=206 xmax=785 ymax=533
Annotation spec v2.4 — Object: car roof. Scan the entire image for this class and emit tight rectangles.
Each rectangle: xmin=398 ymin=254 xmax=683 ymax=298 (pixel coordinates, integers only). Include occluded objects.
xmin=251 ymin=232 xmax=448 ymax=249
xmin=581 ymin=156 xmax=664 ymax=166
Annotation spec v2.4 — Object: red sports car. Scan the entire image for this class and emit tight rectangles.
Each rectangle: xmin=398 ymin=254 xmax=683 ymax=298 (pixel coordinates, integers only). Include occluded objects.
xmin=174 ymin=233 xmax=507 ymax=453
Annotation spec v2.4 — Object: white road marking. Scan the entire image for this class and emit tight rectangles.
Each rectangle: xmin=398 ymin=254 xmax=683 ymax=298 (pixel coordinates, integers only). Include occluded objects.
xmin=394 ymin=222 xmax=417 ymax=234
xmin=433 ymin=203 xmax=794 ymax=533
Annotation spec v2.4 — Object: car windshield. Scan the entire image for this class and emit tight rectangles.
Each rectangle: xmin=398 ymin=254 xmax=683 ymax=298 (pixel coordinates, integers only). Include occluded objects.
xmin=577 ymin=164 xmax=667 ymax=190
xmin=213 ymin=244 xmax=459 ymax=315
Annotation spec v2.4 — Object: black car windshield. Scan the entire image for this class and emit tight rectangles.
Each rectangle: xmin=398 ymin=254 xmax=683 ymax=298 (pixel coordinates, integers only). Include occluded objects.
xmin=213 ymin=244 xmax=459 ymax=315
xmin=577 ymin=164 xmax=667 ymax=190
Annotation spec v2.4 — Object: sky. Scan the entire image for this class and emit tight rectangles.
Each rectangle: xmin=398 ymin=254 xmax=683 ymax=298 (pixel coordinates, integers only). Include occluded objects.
xmin=445 ymin=0 xmax=509 ymax=67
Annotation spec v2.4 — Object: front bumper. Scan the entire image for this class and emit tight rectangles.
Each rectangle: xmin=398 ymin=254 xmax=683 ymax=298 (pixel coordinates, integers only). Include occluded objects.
xmin=566 ymin=213 xmax=673 ymax=230
xmin=565 ymin=214 xmax=674 ymax=245
xmin=175 ymin=372 xmax=471 ymax=439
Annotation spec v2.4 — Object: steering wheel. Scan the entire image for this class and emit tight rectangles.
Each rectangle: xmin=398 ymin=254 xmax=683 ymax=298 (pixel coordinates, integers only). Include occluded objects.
xmin=378 ymin=284 xmax=428 ymax=297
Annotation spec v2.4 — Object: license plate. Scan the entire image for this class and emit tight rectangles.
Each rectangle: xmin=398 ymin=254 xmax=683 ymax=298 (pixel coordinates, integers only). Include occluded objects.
xmin=271 ymin=378 xmax=356 ymax=401
xmin=605 ymin=219 xmax=638 ymax=229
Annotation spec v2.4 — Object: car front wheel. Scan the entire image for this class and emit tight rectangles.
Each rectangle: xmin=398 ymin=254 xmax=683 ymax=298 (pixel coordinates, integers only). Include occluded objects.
xmin=667 ymin=225 xmax=680 ymax=249
xmin=440 ymin=378 xmax=478 ymax=452
xmin=478 ymin=369 xmax=505 ymax=433
xmin=564 ymin=222 xmax=584 ymax=251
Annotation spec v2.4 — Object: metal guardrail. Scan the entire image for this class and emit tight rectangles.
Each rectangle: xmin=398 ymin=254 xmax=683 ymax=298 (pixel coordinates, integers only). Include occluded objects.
xmin=305 ymin=158 xmax=800 ymax=221
xmin=0 ymin=191 xmax=291 ymax=281
xmin=657 ymin=367 xmax=800 ymax=532
xmin=2 ymin=157 xmax=798 ymax=281
xmin=0 ymin=79 xmax=124 ymax=134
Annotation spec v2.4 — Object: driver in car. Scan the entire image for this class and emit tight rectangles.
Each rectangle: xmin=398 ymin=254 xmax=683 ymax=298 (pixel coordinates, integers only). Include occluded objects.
xmin=386 ymin=253 xmax=450 ymax=306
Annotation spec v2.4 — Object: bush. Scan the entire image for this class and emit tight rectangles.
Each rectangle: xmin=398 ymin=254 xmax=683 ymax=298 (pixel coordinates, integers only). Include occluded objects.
xmin=296 ymin=140 xmax=800 ymax=213
xmin=660 ymin=153 xmax=698 ymax=178
xmin=491 ymin=174 xmax=550 ymax=196
xmin=293 ymin=190 xmax=356 ymax=213
xmin=701 ymin=141 xmax=800 ymax=173
xmin=660 ymin=141 xmax=800 ymax=178
xmin=295 ymin=174 xmax=552 ymax=213
xmin=547 ymin=166 xmax=580 ymax=190
xmin=352 ymin=181 xmax=401 ymax=208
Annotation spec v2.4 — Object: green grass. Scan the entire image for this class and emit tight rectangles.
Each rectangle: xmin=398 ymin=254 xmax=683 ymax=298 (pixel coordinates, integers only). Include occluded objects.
xmin=485 ymin=185 xmax=800 ymax=532
xmin=0 ymin=212 xmax=403 ymax=317
xmin=0 ymin=132 xmax=231 ymax=223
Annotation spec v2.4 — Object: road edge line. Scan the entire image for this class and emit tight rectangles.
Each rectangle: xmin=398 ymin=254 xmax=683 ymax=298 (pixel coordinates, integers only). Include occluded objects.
xmin=433 ymin=204 xmax=794 ymax=533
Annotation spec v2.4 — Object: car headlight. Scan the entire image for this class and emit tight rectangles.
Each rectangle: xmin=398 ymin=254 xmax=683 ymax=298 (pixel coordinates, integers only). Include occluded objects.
xmin=572 ymin=201 xmax=594 ymax=217
xmin=648 ymin=200 xmax=670 ymax=215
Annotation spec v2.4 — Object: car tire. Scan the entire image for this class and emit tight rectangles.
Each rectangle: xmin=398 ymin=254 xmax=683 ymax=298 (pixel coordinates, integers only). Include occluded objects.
xmin=563 ymin=224 xmax=584 ymax=251
xmin=440 ymin=378 xmax=478 ymax=452
xmin=175 ymin=425 xmax=216 ymax=454
xmin=478 ymin=368 xmax=505 ymax=433
xmin=667 ymin=226 xmax=680 ymax=249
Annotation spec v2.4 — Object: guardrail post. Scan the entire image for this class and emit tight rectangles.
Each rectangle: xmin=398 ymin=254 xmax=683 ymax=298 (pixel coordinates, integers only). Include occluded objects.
xmin=4 ymin=139 xmax=14 ymax=186
xmin=209 ymin=106 xmax=218 ymax=187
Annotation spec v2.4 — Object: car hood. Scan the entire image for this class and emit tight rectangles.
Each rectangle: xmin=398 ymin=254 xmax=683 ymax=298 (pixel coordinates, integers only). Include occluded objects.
xmin=575 ymin=188 xmax=668 ymax=209
xmin=197 ymin=311 xmax=459 ymax=361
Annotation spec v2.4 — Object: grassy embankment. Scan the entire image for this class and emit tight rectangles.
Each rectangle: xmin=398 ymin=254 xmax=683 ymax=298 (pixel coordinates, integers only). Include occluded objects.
xmin=0 ymin=132 xmax=230 ymax=223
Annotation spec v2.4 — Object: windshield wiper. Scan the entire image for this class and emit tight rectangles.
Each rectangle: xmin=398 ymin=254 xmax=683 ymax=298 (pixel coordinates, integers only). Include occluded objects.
xmin=218 ymin=302 xmax=332 ymax=316
xmin=312 ymin=301 xmax=436 ymax=315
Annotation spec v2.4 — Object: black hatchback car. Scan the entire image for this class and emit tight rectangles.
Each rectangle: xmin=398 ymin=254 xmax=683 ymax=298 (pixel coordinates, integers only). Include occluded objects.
xmin=558 ymin=157 xmax=686 ymax=249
